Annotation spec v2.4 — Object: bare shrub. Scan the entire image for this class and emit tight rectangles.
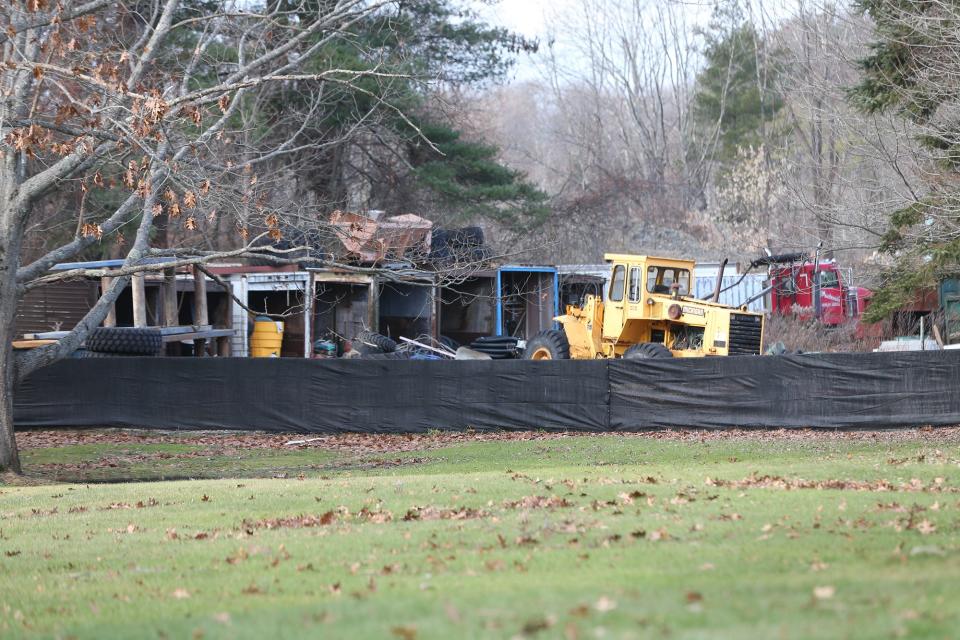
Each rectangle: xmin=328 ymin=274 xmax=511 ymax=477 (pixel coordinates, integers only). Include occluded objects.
xmin=763 ymin=310 xmax=878 ymax=353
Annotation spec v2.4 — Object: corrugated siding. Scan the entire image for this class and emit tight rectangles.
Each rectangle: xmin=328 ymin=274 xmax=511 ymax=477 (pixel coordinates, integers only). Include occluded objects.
xmin=14 ymin=280 xmax=98 ymax=336
xmin=230 ymin=277 xmax=249 ymax=357
xmin=693 ymin=275 xmax=767 ymax=312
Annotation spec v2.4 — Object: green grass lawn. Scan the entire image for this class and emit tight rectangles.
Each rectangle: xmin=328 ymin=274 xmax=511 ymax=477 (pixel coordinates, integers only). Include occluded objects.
xmin=1 ymin=431 xmax=959 ymax=639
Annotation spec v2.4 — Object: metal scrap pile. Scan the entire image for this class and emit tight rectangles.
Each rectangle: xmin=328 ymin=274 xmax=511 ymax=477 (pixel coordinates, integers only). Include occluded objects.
xmin=329 ymin=210 xmax=433 ymax=263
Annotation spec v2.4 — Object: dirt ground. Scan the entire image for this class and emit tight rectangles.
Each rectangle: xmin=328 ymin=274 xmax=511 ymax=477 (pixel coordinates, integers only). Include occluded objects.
xmin=16 ymin=425 xmax=960 ymax=455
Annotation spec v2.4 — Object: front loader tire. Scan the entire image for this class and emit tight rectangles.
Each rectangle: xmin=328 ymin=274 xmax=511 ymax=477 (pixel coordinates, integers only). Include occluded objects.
xmin=523 ymin=329 xmax=570 ymax=360
xmin=623 ymin=342 xmax=672 ymax=359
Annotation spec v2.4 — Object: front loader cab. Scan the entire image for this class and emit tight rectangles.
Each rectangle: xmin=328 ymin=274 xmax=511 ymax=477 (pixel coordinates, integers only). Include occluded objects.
xmin=645 ymin=264 xmax=692 ymax=297
xmin=601 ymin=254 xmax=697 ymax=354
xmin=533 ymin=251 xmax=764 ymax=360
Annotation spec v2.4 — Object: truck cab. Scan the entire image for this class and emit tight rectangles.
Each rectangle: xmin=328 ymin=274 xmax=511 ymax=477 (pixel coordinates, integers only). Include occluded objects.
xmin=768 ymin=260 xmax=872 ymax=326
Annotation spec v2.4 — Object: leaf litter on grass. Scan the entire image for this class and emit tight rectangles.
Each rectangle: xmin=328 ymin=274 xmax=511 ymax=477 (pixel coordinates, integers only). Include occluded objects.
xmin=5 ymin=428 xmax=960 ymax=638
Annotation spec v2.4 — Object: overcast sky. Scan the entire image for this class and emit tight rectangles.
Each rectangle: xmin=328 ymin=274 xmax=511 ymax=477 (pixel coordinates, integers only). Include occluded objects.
xmin=476 ymin=0 xmax=552 ymax=40
xmin=474 ymin=0 xmax=793 ymax=82
xmin=473 ymin=0 xmax=553 ymax=80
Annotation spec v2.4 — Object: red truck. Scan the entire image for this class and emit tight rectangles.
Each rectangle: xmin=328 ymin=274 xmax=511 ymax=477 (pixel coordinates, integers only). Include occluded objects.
xmin=758 ymin=252 xmax=873 ymax=326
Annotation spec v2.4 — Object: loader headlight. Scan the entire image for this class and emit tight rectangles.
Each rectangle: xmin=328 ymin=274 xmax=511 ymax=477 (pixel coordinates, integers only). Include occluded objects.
xmin=668 ymin=304 xmax=681 ymax=320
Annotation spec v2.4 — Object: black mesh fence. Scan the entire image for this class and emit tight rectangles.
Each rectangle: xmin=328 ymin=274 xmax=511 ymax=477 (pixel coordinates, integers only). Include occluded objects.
xmin=14 ymin=351 xmax=960 ymax=432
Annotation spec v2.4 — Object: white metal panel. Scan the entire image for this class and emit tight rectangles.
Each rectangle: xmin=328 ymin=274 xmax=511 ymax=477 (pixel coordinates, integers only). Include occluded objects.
xmin=693 ymin=274 xmax=767 ymax=312
xmin=245 ymin=272 xmax=309 ymax=289
xmin=225 ymin=272 xmax=311 ymax=357
xmin=230 ymin=276 xmax=249 ymax=357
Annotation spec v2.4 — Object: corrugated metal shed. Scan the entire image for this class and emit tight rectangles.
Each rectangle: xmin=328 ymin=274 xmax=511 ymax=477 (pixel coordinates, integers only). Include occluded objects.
xmin=694 ymin=264 xmax=767 ymax=312
xmin=14 ymin=280 xmax=98 ymax=336
xmin=226 ymin=271 xmax=311 ymax=357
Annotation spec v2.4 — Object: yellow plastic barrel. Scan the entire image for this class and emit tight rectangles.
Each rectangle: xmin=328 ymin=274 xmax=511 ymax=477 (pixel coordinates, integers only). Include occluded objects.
xmin=250 ymin=316 xmax=284 ymax=357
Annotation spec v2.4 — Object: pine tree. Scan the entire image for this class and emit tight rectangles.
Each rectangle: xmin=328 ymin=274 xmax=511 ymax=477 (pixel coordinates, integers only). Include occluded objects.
xmin=694 ymin=12 xmax=783 ymax=166
xmin=265 ymin=0 xmax=547 ymax=228
xmin=850 ymin=0 xmax=960 ymax=320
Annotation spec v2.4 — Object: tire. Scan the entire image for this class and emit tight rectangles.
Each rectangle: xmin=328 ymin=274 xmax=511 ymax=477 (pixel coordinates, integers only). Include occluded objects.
xmin=354 ymin=330 xmax=397 ymax=353
xmin=75 ymin=350 xmax=145 ymax=358
xmin=85 ymin=327 xmax=162 ymax=355
xmin=523 ymin=329 xmax=570 ymax=360
xmin=471 ymin=345 xmax=517 ymax=353
xmin=470 ymin=337 xmax=518 ymax=350
xmin=623 ymin=342 xmax=673 ymax=359
xmin=364 ymin=351 xmax=412 ymax=360
xmin=473 ymin=335 xmax=519 ymax=344
xmin=439 ymin=335 xmax=460 ymax=352
xmin=470 ymin=344 xmax=518 ymax=355
xmin=471 ymin=336 xmax=519 ymax=355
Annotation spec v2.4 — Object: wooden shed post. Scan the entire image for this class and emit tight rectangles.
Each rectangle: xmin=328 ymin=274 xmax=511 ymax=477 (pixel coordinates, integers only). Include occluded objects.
xmin=101 ymin=275 xmax=117 ymax=327
xmin=162 ymin=267 xmax=180 ymax=355
xmin=131 ymin=272 xmax=147 ymax=327
xmin=367 ymin=278 xmax=379 ymax=332
xmin=162 ymin=267 xmax=178 ymax=327
xmin=192 ymin=265 xmax=209 ymax=356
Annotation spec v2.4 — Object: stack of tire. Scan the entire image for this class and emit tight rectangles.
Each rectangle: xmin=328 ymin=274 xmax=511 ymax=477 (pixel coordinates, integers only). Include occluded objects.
xmin=468 ymin=335 xmax=520 ymax=359
xmin=76 ymin=327 xmax=163 ymax=358
xmin=354 ymin=331 xmax=408 ymax=360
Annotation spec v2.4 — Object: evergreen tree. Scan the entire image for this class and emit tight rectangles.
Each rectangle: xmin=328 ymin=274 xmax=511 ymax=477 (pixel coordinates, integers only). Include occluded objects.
xmin=411 ymin=123 xmax=549 ymax=226
xmin=850 ymin=0 xmax=960 ymax=320
xmin=694 ymin=10 xmax=783 ymax=166
xmin=265 ymin=0 xmax=547 ymax=229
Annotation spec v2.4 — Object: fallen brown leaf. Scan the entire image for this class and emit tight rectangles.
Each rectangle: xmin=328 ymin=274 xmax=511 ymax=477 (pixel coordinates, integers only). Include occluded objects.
xmin=813 ymin=586 xmax=835 ymax=600
xmin=594 ymin=596 xmax=617 ymax=612
xmin=391 ymin=626 xmax=417 ymax=640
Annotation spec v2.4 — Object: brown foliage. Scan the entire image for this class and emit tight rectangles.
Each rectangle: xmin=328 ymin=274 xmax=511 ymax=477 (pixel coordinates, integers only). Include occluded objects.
xmin=763 ymin=312 xmax=878 ymax=353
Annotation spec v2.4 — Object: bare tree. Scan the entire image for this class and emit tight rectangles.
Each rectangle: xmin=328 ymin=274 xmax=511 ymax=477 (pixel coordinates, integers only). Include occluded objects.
xmin=769 ymin=0 xmax=923 ymax=268
xmin=543 ymin=0 xmax=708 ymax=214
xmin=0 ymin=0 xmax=422 ymax=472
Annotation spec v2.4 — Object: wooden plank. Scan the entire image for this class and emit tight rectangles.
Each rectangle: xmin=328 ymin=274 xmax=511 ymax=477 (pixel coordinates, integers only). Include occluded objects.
xmin=23 ymin=331 xmax=70 ymax=340
xmin=311 ymin=272 xmax=375 ymax=285
xmin=162 ymin=329 xmax=235 ymax=343
xmin=12 ymin=339 xmax=58 ymax=349
xmin=159 ymin=325 xmax=212 ymax=336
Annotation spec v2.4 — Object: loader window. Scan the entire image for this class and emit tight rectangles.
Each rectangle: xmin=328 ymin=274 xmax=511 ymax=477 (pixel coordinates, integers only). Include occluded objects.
xmin=646 ymin=266 xmax=690 ymax=296
xmin=610 ymin=265 xmax=626 ymax=301
xmin=628 ymin=267 xmax=642 ymax=302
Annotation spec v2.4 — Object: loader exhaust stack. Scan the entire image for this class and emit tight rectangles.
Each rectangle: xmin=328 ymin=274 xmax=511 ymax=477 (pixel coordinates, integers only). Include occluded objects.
xmin=712 ymin=258 xmax=728 ymax=303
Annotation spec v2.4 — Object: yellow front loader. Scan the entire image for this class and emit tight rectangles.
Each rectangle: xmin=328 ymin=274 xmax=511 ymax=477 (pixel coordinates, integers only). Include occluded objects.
xmin=524 ymin=254 xmax=764 ymax=359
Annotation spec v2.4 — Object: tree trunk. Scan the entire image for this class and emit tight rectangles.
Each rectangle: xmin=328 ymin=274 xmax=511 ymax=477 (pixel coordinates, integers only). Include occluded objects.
xmin=0 ymin=235 xmax=23 ymax=474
